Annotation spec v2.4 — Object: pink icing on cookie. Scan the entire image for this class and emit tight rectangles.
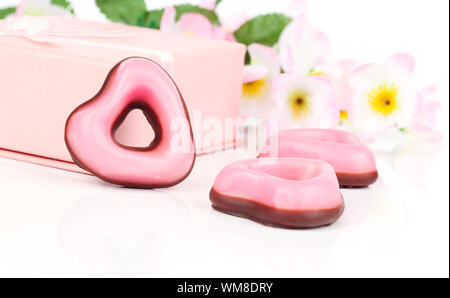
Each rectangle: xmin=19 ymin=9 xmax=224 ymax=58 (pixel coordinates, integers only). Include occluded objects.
xmin=210 ymin=158 xmax=344 ymax=228
xmin=65 ymin=57 xmax=196 ymax=188
xmin=258 ymin=129 xmax=378 ymax=187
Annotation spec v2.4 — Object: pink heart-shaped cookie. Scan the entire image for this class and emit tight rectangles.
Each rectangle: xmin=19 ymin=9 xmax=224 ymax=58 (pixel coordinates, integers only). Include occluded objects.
xmin=259 ymin=129 xmax=378 ymax=187
xmin=65 ymin=57 xmax=196 ymax=188
xmin=210 ymin=158 xmax=344 ymax=229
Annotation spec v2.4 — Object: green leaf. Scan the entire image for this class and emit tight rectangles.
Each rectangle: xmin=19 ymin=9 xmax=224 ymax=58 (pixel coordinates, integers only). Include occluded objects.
xmin=0 ymin=7 xmax=15 ymax=19
xmin=95 ymin=0 xmax=147 ymax=26
xmin=51 ymin=0 xmax=70 ymax=9
xmin=234 ymin=13 xmax=291 ymax=47
xmin=244 ymin=51 xmax=251 ymax=65
xmin=138 ymin=9 xmax=164 ymax=29
xmin=51 ymin=0 xmax=74 ymax=14
xmin=174 ymin=4 xmax=220 ymax=25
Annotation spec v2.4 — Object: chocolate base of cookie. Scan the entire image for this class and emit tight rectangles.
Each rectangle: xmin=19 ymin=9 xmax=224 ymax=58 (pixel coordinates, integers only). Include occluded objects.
xmin=337 ymin=171 xmax=378 ymax=188
xmin=210 ymin=189 xmax=345 ymax=229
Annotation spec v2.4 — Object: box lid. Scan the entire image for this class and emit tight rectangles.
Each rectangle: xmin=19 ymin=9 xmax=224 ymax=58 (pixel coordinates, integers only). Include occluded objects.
xmin=0 ymin=16 xmax=245 ymax=71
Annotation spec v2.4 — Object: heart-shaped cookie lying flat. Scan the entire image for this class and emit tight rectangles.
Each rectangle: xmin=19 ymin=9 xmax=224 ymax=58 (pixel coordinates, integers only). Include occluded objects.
xmin=258 ymin=129 xmax=378 ymax=187
xmin=210 ymin=158 xmax=344 ymax=229
xmin=65 ymin=57 xmax=196 ymax=188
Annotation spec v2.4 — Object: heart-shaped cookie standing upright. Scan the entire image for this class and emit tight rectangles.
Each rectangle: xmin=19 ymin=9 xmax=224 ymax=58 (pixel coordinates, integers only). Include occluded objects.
xmin=65 ymin=57 xmax=196 ymax=188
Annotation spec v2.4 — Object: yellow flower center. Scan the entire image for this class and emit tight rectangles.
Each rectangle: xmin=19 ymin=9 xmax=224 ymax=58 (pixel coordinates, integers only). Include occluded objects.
xmin=288 ymin=89 xmax=311 ymax=121
xmin=368 ymin=83 xmax=399 ymax=117
xmin=339 ymin=110 xmax=349 ymax=122
xmin=242 ymin=79 xmax=268 ymax=99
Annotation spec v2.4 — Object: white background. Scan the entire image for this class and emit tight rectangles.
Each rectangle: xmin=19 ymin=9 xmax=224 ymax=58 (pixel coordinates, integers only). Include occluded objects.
xmin=0 ymin=0 xmax=448 ymax=277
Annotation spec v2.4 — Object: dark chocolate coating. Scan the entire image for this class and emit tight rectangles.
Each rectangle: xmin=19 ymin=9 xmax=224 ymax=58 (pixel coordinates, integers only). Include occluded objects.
xmin=210 ymin=189 xmax=345 ymax=229
xmin=337 ymin=171 xmax=379 ymax=188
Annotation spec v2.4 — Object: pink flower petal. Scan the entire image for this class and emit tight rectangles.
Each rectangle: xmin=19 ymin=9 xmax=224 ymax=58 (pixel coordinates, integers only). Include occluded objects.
xmin=270 ymin=74 xmax=289 ymax=107
xmin=177 ymin=13 xmax=213 ymax=38
xmin=224 ymin=31 xmax=236 ymax=42
xmin=248 ymin=43 xmax=281 ymax=78
xmin=283 ymin=44 xmax=296 ymax=74
xmin=285 ymin=0 xmax=308 ymax=18
xmin=309 ymin=62 xmax=356 ymax=122
xmin=279 ymin=16 xmax=330 ymax=74
xmin=15 ymin=1 xmax=25 ymax=16
xmin=336 ymin=59 xmax=357 ymax=74
xmin=160 ymin=6 xmax=176 ymax=32
xmin=421 ymin=85 xmax=438 ymax=98
xmin=243 ymin=65 xmax=268 ymax=84
xmin=218 ymin=12 xmax=249 ymax=33
xmin=334 ymin=77 xmax=354 ymax=118
xmin=386 ymin=52 xmax=415 ymax=73
xmin=413 ymin=86 xmax=441 ymax=129
xmin=419 ymin=101 xmax=440 ymax=127
xmin=199 ymin=0 xmax=217 ymax=10
xmin=212 ymin=26 xmax=236 ymax=41
xmin=410 ymin=124 xmax=443 ymax=142
xmin=350 ymin=63 xmax=375 ymax=76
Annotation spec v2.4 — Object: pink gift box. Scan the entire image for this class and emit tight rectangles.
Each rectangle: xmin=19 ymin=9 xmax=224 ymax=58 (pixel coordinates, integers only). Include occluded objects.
xmin=0 ymin=16 xmax=246 ymax=173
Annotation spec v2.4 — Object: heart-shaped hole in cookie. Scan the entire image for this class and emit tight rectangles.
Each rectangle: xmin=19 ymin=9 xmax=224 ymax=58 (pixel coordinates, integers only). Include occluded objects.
xmin=114 ymin=107 xmax=156 ymax=150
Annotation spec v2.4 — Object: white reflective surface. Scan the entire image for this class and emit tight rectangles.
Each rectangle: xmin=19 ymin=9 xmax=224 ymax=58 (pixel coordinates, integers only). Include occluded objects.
xmin=0 ymin=143 xmax=448 ymax=277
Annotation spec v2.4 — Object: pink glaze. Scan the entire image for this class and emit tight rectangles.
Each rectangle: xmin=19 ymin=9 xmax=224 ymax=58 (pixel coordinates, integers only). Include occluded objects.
xmin=212 ymin=158 xmax=342 ymax=211
xmin=259 ymin=129 xmax=377 ymax=175
xmin=65 ymin=57 xmax=196 ymax=188
xmin=0 ymin=17 xmax=246 ymax=173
